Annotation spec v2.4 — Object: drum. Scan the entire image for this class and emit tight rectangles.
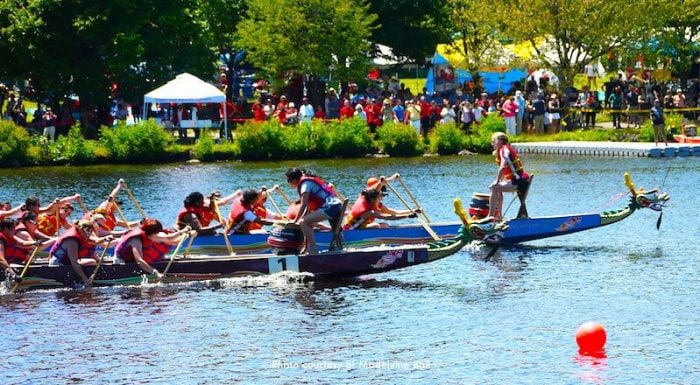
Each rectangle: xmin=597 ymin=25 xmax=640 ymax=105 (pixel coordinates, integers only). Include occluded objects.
xmin=468 ymin=192 xmax=490 ymax=219
xmin=267 ymin=226 xmax=303 ymax=255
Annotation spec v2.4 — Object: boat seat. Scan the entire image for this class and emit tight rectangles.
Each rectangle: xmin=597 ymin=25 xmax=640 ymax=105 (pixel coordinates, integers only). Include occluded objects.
xmin=517 ymin=174 xmax=534 ymax=218
xmin=328 ymin=198 xmax=349 ymax=251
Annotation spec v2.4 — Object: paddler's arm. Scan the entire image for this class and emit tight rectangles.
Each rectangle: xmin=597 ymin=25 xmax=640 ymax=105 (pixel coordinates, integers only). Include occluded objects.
xmin=293 ymin=192 xmax=310 ymax=224
xmin=218 ymin=189 xmax=243 ymax=206
xmin=128 ymin=239 xmax=161 ymax=277
xmin=64 ymin=239 xmax=91 ymax=287
xmin=0 ymin=204 xmax=23 ymax=218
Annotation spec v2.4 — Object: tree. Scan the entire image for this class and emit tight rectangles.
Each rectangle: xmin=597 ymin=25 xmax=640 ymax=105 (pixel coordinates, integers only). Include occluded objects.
xmin=235 ymin=0 xmax=378 ymax=87
xmin=0 ymin=0 xmax=216 ymax=111
xmin=490 ymin=0 xmax=664 ymax=87
xmin=445 ymin=0 xmax=505 ymax=73
xmin=369 ymin=0 xmax=452 ymax=63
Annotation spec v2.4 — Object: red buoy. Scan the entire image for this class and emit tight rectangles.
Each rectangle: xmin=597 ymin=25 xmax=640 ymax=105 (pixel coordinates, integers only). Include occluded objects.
xmin=576 ymin=321 xmax=607 ymax=354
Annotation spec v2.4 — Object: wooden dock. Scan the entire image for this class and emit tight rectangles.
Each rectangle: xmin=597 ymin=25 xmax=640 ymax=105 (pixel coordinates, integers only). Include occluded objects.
xmin=513 ymin=141 xmax=700 ymax=158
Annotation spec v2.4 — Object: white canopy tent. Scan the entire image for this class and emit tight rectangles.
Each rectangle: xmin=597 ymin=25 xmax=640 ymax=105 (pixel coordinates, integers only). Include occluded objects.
xmin=143 ymin=72 xmax=228 ymax=138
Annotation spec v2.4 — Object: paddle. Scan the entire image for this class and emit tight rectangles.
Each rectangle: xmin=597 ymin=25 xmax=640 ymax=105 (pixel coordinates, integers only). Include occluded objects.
xmin=88 ymin=240 xmax=112 ymax=284
xmin=122 ymin=181 xmax=147 ymax=219
xmin=396 ymin=174 xmax=432 ymax=223
xmin=76 ymin=196 xmax=90 ymax=215
xmin=384 ymin=179 xmax=440 ymax=241
xmin=483 ymin=244 xmax=500 ymax=262
xmin=262 ymin=186 xmax=286 ymax=219
xmin=328 ymin=183 xmax=346 ymax=201
xmin=9 ymin=245 xmax=41 ymax=293
xmin=112 ymin=200 xmax=131 ymax=230
xmin=275 ymin=187 xmax=293 ymax=206
xmin=183 ymin=230 xmax=197 ymax=257
xmin=157 ymin=231 xmax=190 ymax=283
xmin=211 ymin=197 xmax=234 ymax=255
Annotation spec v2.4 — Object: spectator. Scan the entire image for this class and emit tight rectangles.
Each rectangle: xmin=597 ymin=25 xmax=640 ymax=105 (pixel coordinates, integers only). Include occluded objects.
xmin=324 ymin=88 xmax=340 ymax=119
xmin=42 ymin=107 xmax=57 ymax=141
xmin=298 ymin=97 xmax=314 ymax=123
xmin=532 ymin=94 xmax=546 ymax=134
xmin=339 ymin=99 xmax=355 ymax=120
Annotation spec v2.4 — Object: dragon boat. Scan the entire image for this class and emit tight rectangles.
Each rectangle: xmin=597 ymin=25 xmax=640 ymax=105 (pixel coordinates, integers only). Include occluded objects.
xmin=453 ymin=173 xmax=670 ymax=245
xmin=2 ymin=229 xmax=470 ymax=292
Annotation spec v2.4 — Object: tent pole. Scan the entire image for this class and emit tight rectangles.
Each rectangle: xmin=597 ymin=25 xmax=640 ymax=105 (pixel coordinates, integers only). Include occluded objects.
xmin=142 ymin=98 xmax=148 ymax=121
xmin=224 ymin=102 xmax=228 ymax=141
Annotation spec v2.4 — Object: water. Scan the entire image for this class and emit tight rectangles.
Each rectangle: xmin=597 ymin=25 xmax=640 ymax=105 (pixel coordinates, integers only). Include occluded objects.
xmin=1 ymin=155 xmax=698 ymax=384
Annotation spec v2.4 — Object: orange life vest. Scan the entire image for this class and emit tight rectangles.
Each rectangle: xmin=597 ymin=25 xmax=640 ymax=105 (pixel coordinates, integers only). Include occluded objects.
xmin=94 ymin=207 xmax=118 ymax=231
xmin=496 ymin=144 xmax=528 ymax=182
xmin=177 ymin=206 xmax=205 ymax=228
xmin=37 ymin=213 xmax=68 ymax=236
xmin=343 ymin=195 xmax=378 ymax=230
xmin=228 ymin=198 xmax=255 ymax=234
xmin=0 ymin=232 xmax=29 ymax=264
xmin=115 ymin=228 xmax=171 ymax=264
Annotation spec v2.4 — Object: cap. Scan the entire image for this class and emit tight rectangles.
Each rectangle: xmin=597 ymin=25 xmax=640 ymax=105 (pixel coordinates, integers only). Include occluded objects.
xmin=329 ymin=88 xmax=336 ymax=92
xmin=366 ymin=177 xmax=379 ymax=187
xmin=288 ymin=102 xmax=295 ymax=108
xmin=302 ymin=97 xmax=308 ymax=102
xmin=91 ymin=213 xmax=106 ymax=223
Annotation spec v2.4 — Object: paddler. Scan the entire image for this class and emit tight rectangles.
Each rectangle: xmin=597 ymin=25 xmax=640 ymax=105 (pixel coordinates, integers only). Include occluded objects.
xmin=18 ymin=194 xmax=80 ymax=218
xmin=0 ymin=201 xmax=22 ymax=220
xmin=487 ymin=132 xmax=530 ymax=221
xmin=343 ymin=187 xmax=417 ymax=231
xmin=285 ymin=167 xmax=343 ymax=255
xmin=88 ymin=179 xmax=139 ymax=231
xmin=36 ymin=203 xmax=75 ymax=236
xmin=227 ymin=189 xmax=277 ymax=234
xmin=114 ymin=218 xmax=194 ymax=279
xmin=0 ymin=217 xmax=43 ymax=280
xmin=48 ymin=219 xmax=114 ymax=288
xmin=14 ymin=212 xmax=54 ymax=251
xmin=176 ymin=192 xmax=226 ymax=235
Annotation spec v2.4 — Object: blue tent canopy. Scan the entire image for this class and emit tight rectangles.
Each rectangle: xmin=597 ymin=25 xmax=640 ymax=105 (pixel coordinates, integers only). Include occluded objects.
xmin=425 ymin=53 xmax=473 ymax=94
xmin=477 ymin=69 xmax=528 ymax=94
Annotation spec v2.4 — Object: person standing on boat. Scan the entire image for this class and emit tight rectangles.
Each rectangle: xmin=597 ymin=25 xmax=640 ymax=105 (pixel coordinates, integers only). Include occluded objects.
xmin=487 ymin=132 xmax=530 ymax=221
xmin=650 ymin=99 xmax=668 ymax=146
xmin=227 ymin=189 xmax=277 ymax=234
xmin=285 ymin=168 xmax=343 ymax=255
xmin=176 ymin=192 xmax=226 ymax=235
xmin=115 ymin=218 xmax=192 ymax=279
xmin=48 ymin=219 xmax=114 ymax=288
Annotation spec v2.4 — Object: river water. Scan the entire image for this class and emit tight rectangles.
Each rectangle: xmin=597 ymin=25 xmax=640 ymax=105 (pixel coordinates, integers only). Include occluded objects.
xmin=1 ymin=155 xmax=698 ymax=384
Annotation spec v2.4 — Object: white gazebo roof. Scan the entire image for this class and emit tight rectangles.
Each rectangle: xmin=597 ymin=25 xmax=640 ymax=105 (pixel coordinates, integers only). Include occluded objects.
xmin=144 ymin=73 xmax=225 ymax=104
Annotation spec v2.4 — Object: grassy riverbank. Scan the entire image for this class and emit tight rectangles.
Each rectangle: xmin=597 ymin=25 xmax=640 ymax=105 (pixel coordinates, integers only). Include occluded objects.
xmin=0 ymin=113 xmax=680 ymax=167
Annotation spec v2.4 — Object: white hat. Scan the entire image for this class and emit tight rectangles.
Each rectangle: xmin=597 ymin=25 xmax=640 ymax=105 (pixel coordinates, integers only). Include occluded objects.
xmin=288 ymin=102 xmax=295 ymax=108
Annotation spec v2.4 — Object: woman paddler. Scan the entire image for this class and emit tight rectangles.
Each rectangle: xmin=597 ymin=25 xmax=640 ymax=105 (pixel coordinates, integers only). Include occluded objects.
xmin=87 ymin=179 xmax=139 ymax=232
xmin=48 ymin=219 xmax=114 ymax=288
xmin=487 ymin=132 xmax=530 ymax=221
xmin=115 ymin=218 xmax=193 ymax=280
xmin=14 ymin=212 xmax=55 ymax=251
xmin=0 ymin=217 xmax=42 ymax=280
xmin=227 ymin=189 xmax=278 ymax=234
xmin=0 ymin=201 xmax=22 ymax=221
xmin=285 ymin=168 xmax=343 ymax=255
xmin=343 ymin=186 xmax=417 ymax=231
xmin=176 ymin=192 xmax=226 ymax=235
xmin=36 ymin=202 xmax=75 ymax=236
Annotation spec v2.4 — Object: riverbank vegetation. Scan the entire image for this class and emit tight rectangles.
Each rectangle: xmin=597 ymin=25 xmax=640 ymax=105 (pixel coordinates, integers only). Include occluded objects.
xmin=1 ymin=113 xmax=679 ymax=167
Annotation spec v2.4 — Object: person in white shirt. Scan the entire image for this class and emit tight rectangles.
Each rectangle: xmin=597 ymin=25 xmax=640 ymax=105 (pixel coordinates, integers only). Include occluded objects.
xmin=298 ymin=97 xmax=314 ymax=123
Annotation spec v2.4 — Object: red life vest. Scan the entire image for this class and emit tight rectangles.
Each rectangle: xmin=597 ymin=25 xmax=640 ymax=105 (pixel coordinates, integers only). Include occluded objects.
xmin=250 ymin=205 xmax=267 ymax=231
xmin=297 ymin=175 xmax=335 ymax=212
xmin=496 ymin=144 xmax=528 ymax=182
xmin=94 ymin=206 xmax=118 ymax=231
xmin=343 ymin=195 xmax=378 ymax=230
xmin=0 ymin=232 xmax=29 ymax=264
xmin=37 ymin=213 xmax=67 ymax=236
xmin=228 ymin=198 xmax=255 ymax=234
xmin=177 ymin=206 xmax=206 ymax=228
xmin=49 ymin=226 xmax=96 ymax=265
xmin=199 ymin=208 xmax=216 ymax=227
xmin=115 ymin=228 xmax=171 ymax=264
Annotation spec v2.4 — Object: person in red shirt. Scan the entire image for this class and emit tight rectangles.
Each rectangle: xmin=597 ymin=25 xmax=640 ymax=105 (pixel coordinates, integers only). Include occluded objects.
xmin=339 ymin=99 xmax=355 ymax=120
xmin=419 ymin=96 xmax=432 ymax=136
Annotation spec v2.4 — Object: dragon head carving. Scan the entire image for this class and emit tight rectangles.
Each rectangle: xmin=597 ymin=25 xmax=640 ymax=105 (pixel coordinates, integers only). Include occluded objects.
xmin=624 ymin=172 xmax=670 ymax=211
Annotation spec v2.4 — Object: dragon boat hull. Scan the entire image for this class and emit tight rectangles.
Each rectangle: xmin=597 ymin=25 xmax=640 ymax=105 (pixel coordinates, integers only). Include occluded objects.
xmin=186 ymin=222 xmax=463 ymax=254
xmin=3 ymin=238 xmax=466 ymax=292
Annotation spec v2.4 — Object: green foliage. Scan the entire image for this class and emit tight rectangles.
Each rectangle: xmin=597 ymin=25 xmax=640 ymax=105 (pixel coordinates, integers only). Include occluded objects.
xmin=0 ymin=121 xmax=31 ymax=165
xmin=375 ymin=122 xmax=424 ymax=157
xmin=99 ymin=119 xmax=173 ymax=162
xmin=282 ymin=122 xmax=331 ymax=159
xmin=236 ymin=0 xmax=378 ymax=84
xmin=193 ymin=131 xmax=217 ymax=161
xmin=428 ymin=123 xmax=466 ymax=155
xmin=234 ymin=121 xmax=286 ymax=160
xmin=323 ymin=118 xmax=373 ymax=158
xmin=479 ymin=114 xmax=506 ymax=135
xmin=60 ymin=125 xmax=96 ymax=164
xmin=639 ymin=121 xmax=655 ymax=142
xmin=665 ymin=112 xmax=684 ymax=131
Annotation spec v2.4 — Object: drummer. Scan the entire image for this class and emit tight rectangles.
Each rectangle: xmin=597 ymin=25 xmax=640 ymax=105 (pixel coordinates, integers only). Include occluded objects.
xmin=487 ymin=132 xmax=530 ymax=221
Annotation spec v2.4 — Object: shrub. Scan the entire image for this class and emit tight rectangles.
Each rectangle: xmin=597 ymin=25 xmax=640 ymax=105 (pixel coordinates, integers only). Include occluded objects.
xmin=193 ymin=131 xmax=216 ymax=161
xmin=479 ymin=114 xmax=506 ymax=135
xmin=235 ymin=121 xmax=286 ymax=160
xmin=375 ymin=121 xmax=424 ymax=157
xmin=639 ymin=121 xmax=655 ymax=142
xmin=282 ymin=121 xmax=331 ymax=159
xmin=99 ymin=119 xmax=173 ymax=162
xmin=324 ymin=118 xmax=373 ymax=158
xmin=61 ymin=125 xmax=96 ymax=164
xmin=0 ymin=120 xmax=32 ymax=166
xmin=428 ymin=123 xmax=466 ymax=155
